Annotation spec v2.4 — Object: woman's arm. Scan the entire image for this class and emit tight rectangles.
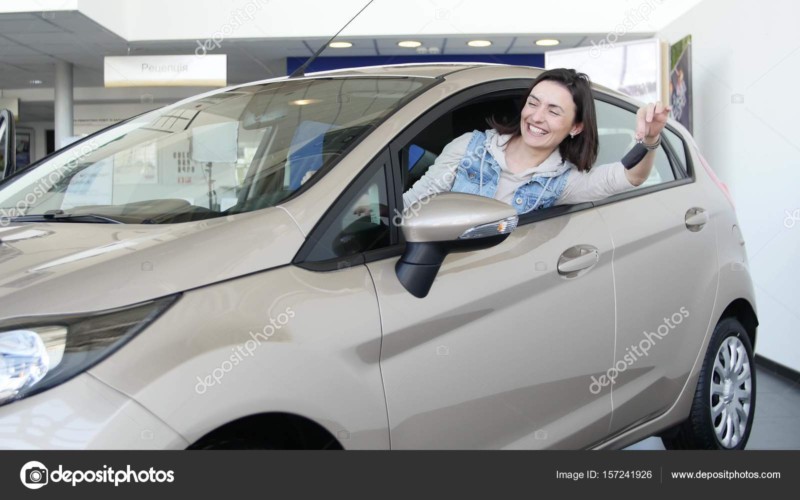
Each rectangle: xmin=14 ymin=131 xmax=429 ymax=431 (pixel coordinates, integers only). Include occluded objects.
xmin=557 ymin=160 xmax=636 ymax=205
xmin=354 ymin=132 xmax=473 ymax=218
xmin=402 ymin=132 xmax=472 ymax=208
xmin=557 ymin=101 xmax=673 ymax=205
xmin=624 ymin=101 xmax=671 ymax=186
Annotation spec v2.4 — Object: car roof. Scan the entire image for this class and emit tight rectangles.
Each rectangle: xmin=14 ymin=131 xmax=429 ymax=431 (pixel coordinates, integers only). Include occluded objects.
xmin=302 ymin=63 xmax=635 ymax=102
xmin=188 ymin=63 xmax=642 ymax=119
xmin=303 ymin=62 xmax=498 ymax=79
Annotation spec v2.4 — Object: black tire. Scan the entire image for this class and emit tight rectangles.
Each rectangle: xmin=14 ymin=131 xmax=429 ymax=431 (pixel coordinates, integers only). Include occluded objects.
xmin=662 ymin=317 xmax=756 ymax=449
xmin=191 ymin=437 xmax=277 ymax=450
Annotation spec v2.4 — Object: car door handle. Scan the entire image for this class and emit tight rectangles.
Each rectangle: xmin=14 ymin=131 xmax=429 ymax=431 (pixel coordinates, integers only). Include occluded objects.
xmin=557 ymin=246 xmax=599 ymax=275
xmin=685 ymin=208 xmax=708 ymax=232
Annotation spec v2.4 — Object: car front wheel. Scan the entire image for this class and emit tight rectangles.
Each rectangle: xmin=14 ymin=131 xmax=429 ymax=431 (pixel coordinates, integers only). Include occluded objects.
xmin=662 ymin=317 xmax=756 ymax=449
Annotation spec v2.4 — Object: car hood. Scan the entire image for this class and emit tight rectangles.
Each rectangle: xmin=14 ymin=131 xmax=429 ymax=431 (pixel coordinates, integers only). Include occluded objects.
xmin=0 ymin=208 xmax=305 ymax=319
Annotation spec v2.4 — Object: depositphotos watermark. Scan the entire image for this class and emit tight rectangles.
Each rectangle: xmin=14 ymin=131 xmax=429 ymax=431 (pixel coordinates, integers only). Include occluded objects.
xmin=589 ymin=0 xmax=665 ymax=58
xmin=589 ymin=306 xmax=689 ymax=394
xmin=194 ymin=0 xmax=270 ymax=57
xmin=195 ymin=306 xmax=295 ymax=394
xmin=0 ymin=138 xmax=101 ymax=226
xmin=20 ymin=461 xmax=174 ymax=489
xmin=391 ymin=165 xmax=459 ymax=227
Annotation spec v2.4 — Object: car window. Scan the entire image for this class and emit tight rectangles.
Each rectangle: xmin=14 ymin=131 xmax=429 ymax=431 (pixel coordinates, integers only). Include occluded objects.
xmin=595 ymin=99 xmax=676 ymax=188
xmin=405 ymin=144 xmax=439 ymax=189
xmin=57 ymin=120 xmax=268 ymax=215
xmin=401 ymin=94 xmax=681 ymax=197
xmin=303 ymin=165 xmax=390 ymax=262
xmin=400 ymin=91 xmax=521 ymax=191
xmin=0 ymin=77 xmax=432 ymax=224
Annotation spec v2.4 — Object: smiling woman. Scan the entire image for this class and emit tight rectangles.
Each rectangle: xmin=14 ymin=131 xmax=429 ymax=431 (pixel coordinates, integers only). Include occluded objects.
xmin=402 ymin=68 xmax=671 ymax=215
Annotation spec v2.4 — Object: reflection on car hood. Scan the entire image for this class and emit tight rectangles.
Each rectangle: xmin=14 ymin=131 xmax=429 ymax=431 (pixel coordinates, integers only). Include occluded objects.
xmin=0 ymin=208 xmax=304 ymax=320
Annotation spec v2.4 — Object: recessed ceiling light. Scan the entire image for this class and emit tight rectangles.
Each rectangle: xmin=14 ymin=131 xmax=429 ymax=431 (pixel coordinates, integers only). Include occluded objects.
xmin=329 ymin=41 xmax=353 ymax=48
xmin=398 ymin=40 xmax=422 ymax=48
xmin=535 ymin=39 xmax=560 ymax=47
xmin=289 ymin=99 xmax=321 ymax=106
xmin=467 ymin=40 xmax=492 ymax=48
xmin=29 ymin=79 xmax=43 ymax=85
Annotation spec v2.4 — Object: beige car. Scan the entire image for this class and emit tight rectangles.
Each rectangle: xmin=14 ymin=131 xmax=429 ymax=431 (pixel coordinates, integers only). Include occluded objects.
xmin=0 ymin=64 xmax=757 ymax=450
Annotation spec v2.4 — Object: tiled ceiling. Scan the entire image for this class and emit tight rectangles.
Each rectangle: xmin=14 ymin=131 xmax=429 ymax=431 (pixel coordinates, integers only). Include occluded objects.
xmin=0 ymin=10 xmax=654 ymax=121
xmin=0 ymin=11 xmax=128 ymax=88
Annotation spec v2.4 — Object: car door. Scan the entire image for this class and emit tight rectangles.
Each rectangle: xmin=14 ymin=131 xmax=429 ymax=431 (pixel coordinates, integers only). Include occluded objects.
xmin=365 ymin=83 xmax=618 ymax=449
xmin=591 ymin=96 xmax=719 ymax=435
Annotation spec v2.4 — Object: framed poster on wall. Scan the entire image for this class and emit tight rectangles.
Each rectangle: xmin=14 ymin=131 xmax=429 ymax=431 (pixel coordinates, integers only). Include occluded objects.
xmin=669 ymin=35 xmax=693 ymax=133
xmin=15 ymin=128 xmax=33 ymax=170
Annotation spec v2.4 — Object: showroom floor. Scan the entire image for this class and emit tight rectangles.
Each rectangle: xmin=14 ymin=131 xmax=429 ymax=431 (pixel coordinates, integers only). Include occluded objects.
xmin=626 ymin=365 xmax=800 ymax=450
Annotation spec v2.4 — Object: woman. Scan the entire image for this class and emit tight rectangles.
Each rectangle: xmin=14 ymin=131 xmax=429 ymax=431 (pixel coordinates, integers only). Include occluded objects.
xmin=402 ymin=68 xmax=671 ymax=214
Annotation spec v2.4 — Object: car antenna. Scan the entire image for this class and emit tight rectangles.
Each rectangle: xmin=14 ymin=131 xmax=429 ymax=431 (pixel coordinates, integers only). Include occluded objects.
xmin=288 ymin=0 xmax=374 ymax=79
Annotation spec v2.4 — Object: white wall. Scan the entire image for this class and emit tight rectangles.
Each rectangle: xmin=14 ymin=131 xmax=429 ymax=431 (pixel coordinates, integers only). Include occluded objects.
xmin=3 ymin=86 xmax=208 ymax=162
xmin=16 ymin=103 xmax=163 ymax=163
xmin=2 ymin=86 xmax=214 ymax=103
xmin=659 ymin=0 xmax=800 ymax=371
xmin=0 ymin=0 xmax=77 ymax=12
xmin=73 ymin=102 xmax=162 ymax=136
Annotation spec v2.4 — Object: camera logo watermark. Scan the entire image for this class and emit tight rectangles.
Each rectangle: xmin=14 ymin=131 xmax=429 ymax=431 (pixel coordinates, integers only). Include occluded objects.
xmin=20 ymin=461 xmax=175 ymax=489
xmin=784 ymin=208 xmax=800 ymax=228
xmin=589 ymin=306 xmax=689 ymax=394
xmin=20 ymin=461 xmax=48 ymax=490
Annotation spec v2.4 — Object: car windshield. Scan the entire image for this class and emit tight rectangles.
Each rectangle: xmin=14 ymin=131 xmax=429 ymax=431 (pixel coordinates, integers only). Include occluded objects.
xmin=0 ymin=76 xmax=432 ymax=224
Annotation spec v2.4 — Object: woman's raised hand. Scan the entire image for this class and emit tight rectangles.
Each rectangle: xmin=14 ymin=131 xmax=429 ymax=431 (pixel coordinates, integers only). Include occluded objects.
xmin=635 ymin=101 xmax=672 ymax=143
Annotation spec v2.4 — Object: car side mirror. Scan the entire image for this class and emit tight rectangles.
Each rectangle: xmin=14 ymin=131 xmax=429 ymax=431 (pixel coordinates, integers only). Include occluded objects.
xmin=0 ymin=109 xmax=16 ymax=180
xmin=396 ymin=193 xmax=518 ymax=298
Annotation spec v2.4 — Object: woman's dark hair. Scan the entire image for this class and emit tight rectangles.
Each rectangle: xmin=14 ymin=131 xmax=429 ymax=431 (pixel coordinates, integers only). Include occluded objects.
xmin=488 ymin=68 xmax=598 ymax=171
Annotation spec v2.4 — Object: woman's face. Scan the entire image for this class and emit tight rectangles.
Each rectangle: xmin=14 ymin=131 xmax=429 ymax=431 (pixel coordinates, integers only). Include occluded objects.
xmin=519 ymin=80 xmax=583 ymax=152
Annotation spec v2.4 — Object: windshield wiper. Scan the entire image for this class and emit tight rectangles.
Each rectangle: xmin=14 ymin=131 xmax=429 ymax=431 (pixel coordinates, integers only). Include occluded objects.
xmin=8 ymin=210 xmax=124 ymax=224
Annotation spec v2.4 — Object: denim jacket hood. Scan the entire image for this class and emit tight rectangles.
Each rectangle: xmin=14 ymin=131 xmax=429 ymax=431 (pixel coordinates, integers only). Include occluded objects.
xmin=450 ymin=129 xmax=573 ymax=214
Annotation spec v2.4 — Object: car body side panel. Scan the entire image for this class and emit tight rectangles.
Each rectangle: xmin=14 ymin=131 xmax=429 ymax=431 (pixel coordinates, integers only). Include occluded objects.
xmin=0 ymin=207 xmax=305 ymax=317
xmin=369 ymin=208 xmax=616 ymax=449
xmin=89 ymin=264 xmax=389 ymax=450
xmin=598 ymin=180 xmax=719 ymax=434
xmin=593 ymin=259 xmax=757 ymax=450
xmin=592 ymin=140 xmax=758 ymax=449
xmin=0 ymin=374 xmax=187 ymax=449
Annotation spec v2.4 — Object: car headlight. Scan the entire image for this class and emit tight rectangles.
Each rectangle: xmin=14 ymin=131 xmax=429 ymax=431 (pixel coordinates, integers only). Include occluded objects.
xmin=0 ymin=295 xmax=179 ymax=407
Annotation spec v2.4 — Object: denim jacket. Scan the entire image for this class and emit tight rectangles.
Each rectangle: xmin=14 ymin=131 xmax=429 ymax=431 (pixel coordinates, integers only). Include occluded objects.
xmin=450 ymin=130 xmax=572 ymax=215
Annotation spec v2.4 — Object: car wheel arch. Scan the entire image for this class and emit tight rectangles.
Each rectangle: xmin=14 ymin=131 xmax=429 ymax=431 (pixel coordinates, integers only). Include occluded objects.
xmin=187 ymin=412 xmax=344 ymax=450
xmin=718 ymin=298 xmax=758 ymax=349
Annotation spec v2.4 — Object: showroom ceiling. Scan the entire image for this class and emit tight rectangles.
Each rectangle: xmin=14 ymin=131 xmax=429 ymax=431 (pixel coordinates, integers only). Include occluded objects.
xmin=0 ymin=11 xmax=654 ymax=90
xmin=0 ymin=10 xmax=653 ymax=121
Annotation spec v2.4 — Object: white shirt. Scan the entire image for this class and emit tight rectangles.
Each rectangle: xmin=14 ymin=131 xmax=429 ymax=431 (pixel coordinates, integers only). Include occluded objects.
xmin=489 ymin=133 xmax=566 ymax=205
xmin=403 ymin=130 xmax=637 ymax=209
